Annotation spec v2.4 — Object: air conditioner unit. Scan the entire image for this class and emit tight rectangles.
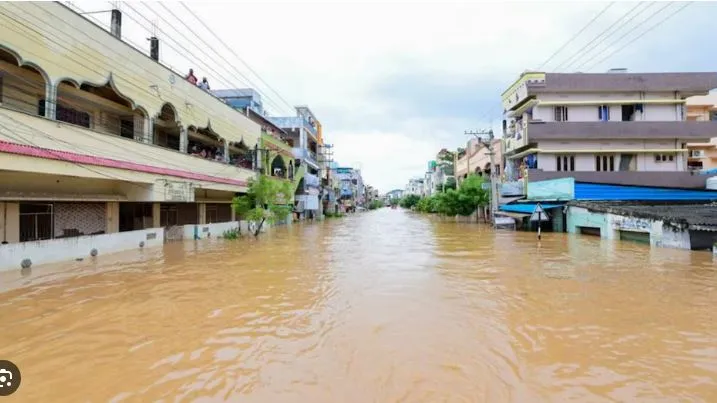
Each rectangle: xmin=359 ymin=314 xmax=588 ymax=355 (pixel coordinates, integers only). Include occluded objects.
xmin=690 ymin=150 xmax=706 ymax=158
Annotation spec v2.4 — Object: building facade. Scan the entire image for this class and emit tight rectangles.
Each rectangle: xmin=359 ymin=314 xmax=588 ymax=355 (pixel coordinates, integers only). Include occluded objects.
xmin=686 ymin=94 xmax=717 ymax=171
xmin=501 ymin=70 xmax=717 ymax=191
xmin=0 ymin=3 xmax=262 ymax=271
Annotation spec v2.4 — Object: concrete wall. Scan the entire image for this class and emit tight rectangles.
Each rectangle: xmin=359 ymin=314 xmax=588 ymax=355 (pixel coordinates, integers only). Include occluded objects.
xmin=0 ymin=227 xmax=164 ymax=272
xmin=535 ymin=139 xmax=685 ymax=172
xmin=566 ymin=206 xmax=692 ymax=249
xmin=533 ymin=92 xmax=682 ymax=122
xmin=0 ymin=2 xmax=260 ymax=146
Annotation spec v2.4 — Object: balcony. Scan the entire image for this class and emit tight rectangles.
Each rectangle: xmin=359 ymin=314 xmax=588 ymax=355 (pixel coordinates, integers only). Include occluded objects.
xmin=261 ymin=131 xmax=293 ymax=155
xmin=268 ymin=116 xmax=318 ymax=139
xmin=527 ymin=169 xmax=710 ymax=190
xmin=0 ymin=107 xmax=256 ymax=195
xmin=527 ymin=121 xmax=717 ymax=142
xmin=0 ymin=3 xmax=261 ymax=149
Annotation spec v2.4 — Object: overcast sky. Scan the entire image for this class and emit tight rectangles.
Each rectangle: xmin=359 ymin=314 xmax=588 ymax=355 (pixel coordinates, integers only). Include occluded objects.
xmin=72 ymin=0 xmax=716 ymax=192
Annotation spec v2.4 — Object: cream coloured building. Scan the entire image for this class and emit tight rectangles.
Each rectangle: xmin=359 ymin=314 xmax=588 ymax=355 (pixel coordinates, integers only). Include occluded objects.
xmin=0 ymin=3 xmax=261 ymax=270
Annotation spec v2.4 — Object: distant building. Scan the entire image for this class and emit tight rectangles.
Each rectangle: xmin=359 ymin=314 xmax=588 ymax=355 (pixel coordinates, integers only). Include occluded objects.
xmin=501 ymin=69 xmax=717 ymax=193
xmin=686 ymin=94 xmax=717 ymax=171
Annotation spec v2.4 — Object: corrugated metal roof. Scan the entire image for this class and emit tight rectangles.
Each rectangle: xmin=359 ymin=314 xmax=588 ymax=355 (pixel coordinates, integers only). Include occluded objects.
xmin=574 ymin=183 xmax=717 ymax=201
xmin=500 ymin=202 xmax=565 ymax=214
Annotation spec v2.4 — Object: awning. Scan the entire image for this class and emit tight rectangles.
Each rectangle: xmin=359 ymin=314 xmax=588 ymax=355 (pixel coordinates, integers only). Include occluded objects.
xmin=499 ymin=202 xmax=565 ymax=214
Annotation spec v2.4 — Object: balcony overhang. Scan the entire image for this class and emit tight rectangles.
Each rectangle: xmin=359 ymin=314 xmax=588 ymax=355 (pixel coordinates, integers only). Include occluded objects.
xmin=527 ymin=121 xmax=717 ymax=142
xmin=527 ymin=169 xmax=711 ymax=190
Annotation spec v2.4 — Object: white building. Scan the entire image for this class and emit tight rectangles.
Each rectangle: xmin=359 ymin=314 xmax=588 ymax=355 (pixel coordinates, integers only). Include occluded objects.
xmin=502 ymin=69 xmax=717 ymax=189
xmin=404 ymin=178 xmax=424 ymax=196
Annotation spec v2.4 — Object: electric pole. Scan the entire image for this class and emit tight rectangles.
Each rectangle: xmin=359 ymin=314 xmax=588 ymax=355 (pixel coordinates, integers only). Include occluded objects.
xmin=465 ymin=129 xmax=499 ymax=226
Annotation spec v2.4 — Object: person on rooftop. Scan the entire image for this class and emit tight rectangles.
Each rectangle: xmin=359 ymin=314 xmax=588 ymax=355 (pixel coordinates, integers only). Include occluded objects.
xmin=198 ymin=77 xmax=210 ymax=90
xmin=186 ymin=69 xmax=197 ymax=85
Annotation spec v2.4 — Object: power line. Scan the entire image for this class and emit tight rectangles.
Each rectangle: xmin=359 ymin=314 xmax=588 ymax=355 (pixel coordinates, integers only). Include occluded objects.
xmin=537 ymin=2 xmax=615 ymax=70
xmin=584 ymin=2 xmax=693 ymax=72
xmin=572 ymin=1 xmax=675 ymax=71
xmin=553 ymin=2 xmax=648 ymax=72
xmin=178 ymin=1 xmax=297 ymax=114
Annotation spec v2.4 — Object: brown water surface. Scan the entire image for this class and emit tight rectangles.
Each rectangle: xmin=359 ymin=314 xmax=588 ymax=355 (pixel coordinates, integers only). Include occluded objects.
xmin=1 ymin=209 xmax=716 ymax=402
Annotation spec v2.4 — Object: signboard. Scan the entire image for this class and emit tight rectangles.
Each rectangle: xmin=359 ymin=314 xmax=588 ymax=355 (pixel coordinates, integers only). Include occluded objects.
xmin=529 ymin=203 xmax=549 ymax=222
xmin=159 ymin=180 xmax=194 ymax=202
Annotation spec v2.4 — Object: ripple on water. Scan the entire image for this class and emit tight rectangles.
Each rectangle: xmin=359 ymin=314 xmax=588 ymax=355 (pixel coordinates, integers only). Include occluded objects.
xmin=0 ymin=209 xmax=716 ymax=402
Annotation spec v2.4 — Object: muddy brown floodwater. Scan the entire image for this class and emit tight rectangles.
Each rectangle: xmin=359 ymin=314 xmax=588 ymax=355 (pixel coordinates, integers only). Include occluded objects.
xmin=1 ymin=208 xmax=716 ymax=402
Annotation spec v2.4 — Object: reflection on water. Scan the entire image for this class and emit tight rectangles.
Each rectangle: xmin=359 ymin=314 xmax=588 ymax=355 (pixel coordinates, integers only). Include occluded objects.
xmin=1 ymin=209 xmax=716 ymax=402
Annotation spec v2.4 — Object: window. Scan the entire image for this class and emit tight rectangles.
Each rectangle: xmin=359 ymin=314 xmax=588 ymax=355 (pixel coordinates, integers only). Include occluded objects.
xmin=554 ymin=106 xmax=568 ymax=122
xmin=596 ymin=155 xmax=615 ymax=171
xmin=655 ymin=154 xmax=675 ymax=162
xmin=120 ymin=119 xmax=134 ymax=139
xmin=619 ymin=154 xmax=636 ymax=171
xmin=621 ymin=105 xmax=636 ymax=121
xmin=598 ymin=105 xmax=610 ymax=121
xmin=556 ymin=155 xmax=575 ymax=171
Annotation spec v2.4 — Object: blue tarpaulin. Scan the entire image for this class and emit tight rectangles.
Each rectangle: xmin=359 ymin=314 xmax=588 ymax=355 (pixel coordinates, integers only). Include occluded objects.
xmin=499 ymin=202 xmax=565 ymax=214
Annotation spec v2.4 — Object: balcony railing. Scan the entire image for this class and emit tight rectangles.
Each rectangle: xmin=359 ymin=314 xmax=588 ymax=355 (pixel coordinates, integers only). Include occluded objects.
xmin=527 ymin=120 xmax=717 ymax=141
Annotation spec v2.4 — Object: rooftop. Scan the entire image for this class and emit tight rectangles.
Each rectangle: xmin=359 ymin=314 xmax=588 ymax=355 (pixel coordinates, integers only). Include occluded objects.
xmin=569 ymin=201 xmax=717 ymax=228
xmin=531 ymin=72 xmax=717 ymax=95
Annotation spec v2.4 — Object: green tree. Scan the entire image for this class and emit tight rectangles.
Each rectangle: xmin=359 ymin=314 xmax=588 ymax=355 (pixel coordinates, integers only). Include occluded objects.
xmin=232 ymin=176 xmax=293 ymax=237
xmin=458 ymin=174 xmax=491 ymax=220
xmin=399 ymin=194 xmax=421 ymax=209
xmin=368 ymin=199 xmax=384 ymax=210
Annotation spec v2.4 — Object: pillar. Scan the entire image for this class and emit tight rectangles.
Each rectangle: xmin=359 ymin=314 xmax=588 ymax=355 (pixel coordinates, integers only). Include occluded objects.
xmin=144 ymin=117 xmax=154 ymax=144
xmin=230 ymin=203 xmax=236 ymax=222
xmin=198 ymin=203 xmax=206 ymax=225
xmin=179 ymin=126 xmax=188 ymax=153
xmin=44 ymin=82 xmax=57 ymax=120
xmin=223 ymin=141 xmax=230 ymax=163
xmin=105 ymin=202 xmax=120 ymax=234
xmin=0 ymin=202 xmax=20 ymax=244
xmin=152 ymin=202 xmax=161 ymax=228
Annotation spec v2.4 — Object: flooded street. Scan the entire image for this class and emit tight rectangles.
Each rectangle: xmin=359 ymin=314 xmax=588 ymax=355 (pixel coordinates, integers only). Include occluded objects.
xmin=1 ymin=208 xmax=716 ymax=402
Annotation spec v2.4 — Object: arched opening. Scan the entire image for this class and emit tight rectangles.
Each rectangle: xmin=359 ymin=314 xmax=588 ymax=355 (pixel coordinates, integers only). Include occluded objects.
xmin=154 ymin=103 xmax=180 ymax=151
xmin=288 ymin=160 xmax=295 ymax=180
xmin=55 ymin=78 xmax=142 ymax=135
xmin=483 ymin=162 xmax=492 ymax=177
xmin=271 ymin=155 xmax=287 ymax=178
xmin=188 ymin=124 xmax=225 ymax=161
xmin=474 ymin=166 xmax=482 ymax=177
xmin=0 ymin=47 xmax=48 ymax=117
xmin=227 ymin=140 xmax=252 ymax=169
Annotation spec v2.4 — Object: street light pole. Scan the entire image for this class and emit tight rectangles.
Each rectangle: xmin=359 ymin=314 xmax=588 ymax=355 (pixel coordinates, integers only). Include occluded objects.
xmin=465 ymin=129 xmax=499 ymax=226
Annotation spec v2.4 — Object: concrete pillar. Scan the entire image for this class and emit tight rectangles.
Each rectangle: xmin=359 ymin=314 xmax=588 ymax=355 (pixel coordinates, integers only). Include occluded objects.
xmin=198 ymin=203 xmax=207 ymax=225
xmin=0 ymin=202 xmax=20 ymax=244
xmin=223 ymin=141 xmax=230 ymax=163
xmin=152 ymin=202 xmax=161 ymax=228
xmin=179 ymin=126 xmax=188 ymax=153
xmin=105 ymin=202 xmax=120 ymax=234
xmin=145 ymin=117 xmax=154 ymax=144
xmin=44 ymin=82 xmax=57 ymax=119
xmin=230 ymin=203 xmax=236 ymax=222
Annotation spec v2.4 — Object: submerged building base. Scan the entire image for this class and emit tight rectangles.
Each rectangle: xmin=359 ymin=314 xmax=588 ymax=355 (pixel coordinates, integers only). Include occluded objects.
xmin=566 ymin=202 xmax=717 ymax=251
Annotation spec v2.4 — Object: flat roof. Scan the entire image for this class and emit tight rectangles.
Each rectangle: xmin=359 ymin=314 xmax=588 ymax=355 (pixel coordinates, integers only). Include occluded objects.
xmin=569 ymin=201 xmax=717 ymax=227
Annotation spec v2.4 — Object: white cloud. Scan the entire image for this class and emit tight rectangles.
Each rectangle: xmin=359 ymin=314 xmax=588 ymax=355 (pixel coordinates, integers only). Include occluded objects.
xmin=71 ymin=0 xmax=714 ymax=192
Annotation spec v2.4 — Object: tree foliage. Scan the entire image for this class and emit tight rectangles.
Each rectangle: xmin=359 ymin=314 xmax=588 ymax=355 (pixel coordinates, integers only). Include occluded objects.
xmin=399 ymin=194 xmax=421 ymax=209
xmin=232 ymin=176 xmax=293 ymax=237
xmin=368 ymin=199 xmax=385 ymax=210
xmin=412 ymin=174 xmax=490 ymax=217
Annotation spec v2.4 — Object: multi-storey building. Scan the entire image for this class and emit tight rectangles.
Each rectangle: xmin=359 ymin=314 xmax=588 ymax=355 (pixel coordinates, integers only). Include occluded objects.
xmin=685 ymin=94 xmax=717 ymax=171
xmin=335 ymin=166 xmax=364 ymax=211
xmin=501 ymin=69 xmax=717 ymax=191
xmin=268 ymin=106 xmax=323 ymax=218
xmin=404 ymin=178 xmax=424 ymax=196
xmin=0 ymin=3 xmax=262 ymax=270
xmin=455 ymin=138 xmax=503 ymax=183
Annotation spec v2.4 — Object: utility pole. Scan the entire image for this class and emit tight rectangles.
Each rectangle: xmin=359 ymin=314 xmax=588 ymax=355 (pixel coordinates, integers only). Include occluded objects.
xmin=465 ymin=129 xmax=499 ymax=226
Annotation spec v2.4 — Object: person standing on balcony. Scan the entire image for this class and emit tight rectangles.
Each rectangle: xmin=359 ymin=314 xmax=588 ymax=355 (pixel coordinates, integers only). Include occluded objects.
xmin=186 ymin=69 xmax=197 ymax=85
xmin=198 ymin=77 xmax=210 ymax=91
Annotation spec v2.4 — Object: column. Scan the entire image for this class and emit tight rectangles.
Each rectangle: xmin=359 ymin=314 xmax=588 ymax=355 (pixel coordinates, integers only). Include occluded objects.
xmin=105 ymin=202 xmax=120 ymax=234
xmin=198 ymin=203 xmax=206 ymax=225
xmin=44 ymin=82 xmax=57 ymax=119
xmin=152 ymin=202 xmax=161 ymax=228
xmin=223 ymin=141 xmax=230 ymax=163
xmin=230 ymin=203 xmax=236 ymax=222
xmin=0 ymin=202 xmax=20 ymax=244
xmin=179 ymin=126 xmax=188 ymax=153
xmin=144 ymin=117 xmax=155 ymax=144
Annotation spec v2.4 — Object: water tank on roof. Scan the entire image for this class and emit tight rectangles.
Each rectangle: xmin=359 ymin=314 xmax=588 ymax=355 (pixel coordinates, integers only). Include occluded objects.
xmin=707 ymin=176 xmax=717 ymax=190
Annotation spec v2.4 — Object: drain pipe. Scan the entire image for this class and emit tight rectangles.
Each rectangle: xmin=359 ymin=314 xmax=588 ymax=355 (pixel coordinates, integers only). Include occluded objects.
xmin=1 ymin=202 xmax=7 ymax=244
